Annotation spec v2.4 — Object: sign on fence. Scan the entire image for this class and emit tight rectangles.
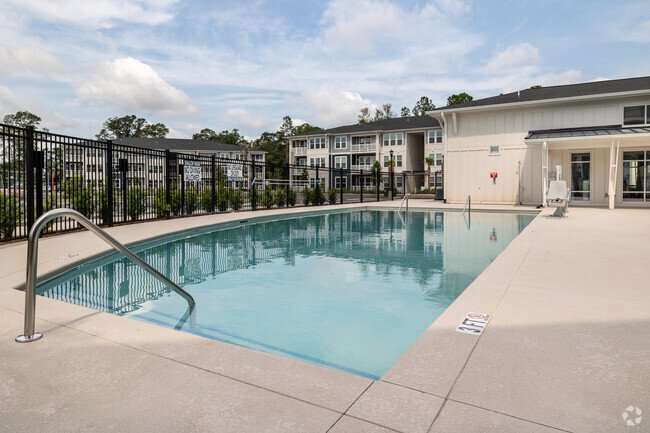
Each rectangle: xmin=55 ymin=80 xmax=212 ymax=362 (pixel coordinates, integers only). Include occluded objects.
xmin=227 ymin=163 xmax=243 ymax=181
xmin=184 ymin=160 xmax=201 ymax=182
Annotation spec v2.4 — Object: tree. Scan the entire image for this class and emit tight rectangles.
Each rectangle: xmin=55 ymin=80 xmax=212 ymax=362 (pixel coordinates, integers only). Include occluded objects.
xmin=193 ymin=128 xmax=247 ymax=145
xmin=425 ymin=156 xmax=434 ymax=190
xmin=530 ymin=85 xmax=542 ymax=89
xmin=400 ymin=107 xmax=411 ymax=117
xmin=292 ymin=123 xmax=321 ymax=136
xmin=3 ymin=111 xmax=43 ymax=128
xmin=358 ymin=107 xmax=371 ymax=124
xmin=382 ymin=103 xmax=394 ymax=119
xmin=412 ymin=96 xmax=435 ymax=116
xmin=446 ymin=92 xmax=473 ymax=106
xmin=96 ymin=115 xmax=168 ymax=140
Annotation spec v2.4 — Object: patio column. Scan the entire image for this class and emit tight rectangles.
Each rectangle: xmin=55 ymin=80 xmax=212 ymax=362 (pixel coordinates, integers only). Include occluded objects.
xmin=608 ymin=140 xmax=620 ymax=210
xmin=542 ymin=141 xmax=548 ymax=207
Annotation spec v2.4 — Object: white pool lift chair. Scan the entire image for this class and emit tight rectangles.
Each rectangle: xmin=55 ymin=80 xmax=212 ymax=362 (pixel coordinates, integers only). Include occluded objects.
xmin=547 ymin=180 xmax=570 ymax=217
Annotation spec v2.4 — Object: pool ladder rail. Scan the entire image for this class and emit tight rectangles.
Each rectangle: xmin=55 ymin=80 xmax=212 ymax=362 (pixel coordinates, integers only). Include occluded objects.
xmin=16 ymin=208 xmax=196 ymax=343
xmin=398 ymin=194 xmax=409 ymax=213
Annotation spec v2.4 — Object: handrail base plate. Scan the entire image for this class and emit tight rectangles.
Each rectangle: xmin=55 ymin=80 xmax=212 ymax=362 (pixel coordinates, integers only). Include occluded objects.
xmin=15 ymin=333 xmax=43 ymax=343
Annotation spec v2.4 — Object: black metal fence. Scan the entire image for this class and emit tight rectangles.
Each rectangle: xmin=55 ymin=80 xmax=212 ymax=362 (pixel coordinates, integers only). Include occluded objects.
xmin=0 ymin=124 xmax=406 ymax=243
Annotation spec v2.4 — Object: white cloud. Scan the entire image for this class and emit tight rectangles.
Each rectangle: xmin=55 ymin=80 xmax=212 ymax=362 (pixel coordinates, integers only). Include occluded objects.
xmin=298 ymin=89 xmax=377 ymax=127
xmin=0 ymin=86 xmax=22 ymax=115
xmin=321 ymin=0 xmax=473 ymax=56
xmin=224 ymin=108 xmax=272 ymax=131
xmin=6 ymin=0 xmax=178 ymax=28
xmin=0 ymin=45 xmax=65 ymax=78
xmin=75 ymin=57 xmax=196 ymax=117
xmin=483 ymin=43 xmax=540 ymax=74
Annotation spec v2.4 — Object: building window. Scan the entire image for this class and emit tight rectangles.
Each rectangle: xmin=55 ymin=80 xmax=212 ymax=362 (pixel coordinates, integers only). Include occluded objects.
xmin=396 ymin=155 xmax=402 ymax=167
xmin=383 ymin=156 xmax=389 ymax=167
xmin=570 ymin=153 xmax=591 ymax=201
xmin=395 ymin=176 xmax=403 ymax=188
xmin=334 ymin=156 xmax=347 ymax=169
xmin=489 ymin=145 xmax=500 ymax=155
xmin=623 ymin=105 xmax=649 ymax=126
xmin=335 ymin=137 xmax=347 ymax=149
xmin=382 ymin=133 xmax=403 ymax=146
xmin=428 ymin=130 xmax=443 ymax=144
xmin=622 ymin=150 xmax=650 ymax=201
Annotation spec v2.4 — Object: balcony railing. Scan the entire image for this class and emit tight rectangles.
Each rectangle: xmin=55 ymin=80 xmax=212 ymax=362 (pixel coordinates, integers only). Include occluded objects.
xmin=351 ymin=143 xmax=376 ymax=152
xmin=351 ymin=164 xmax=372 ymax=171
xmin=294 ymin=147 xmax=308 ymax=155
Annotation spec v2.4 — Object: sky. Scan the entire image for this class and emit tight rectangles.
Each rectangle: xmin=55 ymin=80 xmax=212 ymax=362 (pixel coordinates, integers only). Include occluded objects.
xmin=1 ymin=0 xmax=649 ymax=140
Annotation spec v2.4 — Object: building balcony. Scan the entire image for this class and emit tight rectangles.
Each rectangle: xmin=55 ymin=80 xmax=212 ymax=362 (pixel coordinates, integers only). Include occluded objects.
xmin=294 ymin=147 xmax=308 ymax=155
xmin=351 ymin=164 xmax=373 ymax=171
xmin=351 ymin=143 xmax=377 ymax=153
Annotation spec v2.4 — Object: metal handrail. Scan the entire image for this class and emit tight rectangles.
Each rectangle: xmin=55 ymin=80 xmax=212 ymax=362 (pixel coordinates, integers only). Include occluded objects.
xmin=463 ymin=195 xmax=471 ymax=216
xmin=398 ymin=194 xmax=409 ymax=213
xmin=16 ymin=208 xmax=196 ymax=343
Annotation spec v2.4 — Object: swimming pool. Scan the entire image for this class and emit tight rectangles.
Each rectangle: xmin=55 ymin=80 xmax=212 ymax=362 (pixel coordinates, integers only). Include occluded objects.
xmin=39 ymin=209 xmax=536 ymax=379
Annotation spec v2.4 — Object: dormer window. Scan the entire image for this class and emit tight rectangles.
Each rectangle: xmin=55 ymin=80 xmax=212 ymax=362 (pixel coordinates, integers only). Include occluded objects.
xmin=623 ymin=105 xmax=649 ymax=126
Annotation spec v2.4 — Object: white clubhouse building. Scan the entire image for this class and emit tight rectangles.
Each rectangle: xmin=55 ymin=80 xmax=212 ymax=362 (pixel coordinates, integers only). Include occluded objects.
xmin=428 ymin=76 xmax=650 ymax=208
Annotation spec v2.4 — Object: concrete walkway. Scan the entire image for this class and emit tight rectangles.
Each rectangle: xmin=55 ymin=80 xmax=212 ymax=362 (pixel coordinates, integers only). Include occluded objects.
xmin=0 ymin=203 xmax=648 ymax=432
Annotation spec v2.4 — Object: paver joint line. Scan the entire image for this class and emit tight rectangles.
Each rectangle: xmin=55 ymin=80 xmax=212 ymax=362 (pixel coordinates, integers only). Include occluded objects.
xmin=428 ymin=217 xmax=545 ymax=431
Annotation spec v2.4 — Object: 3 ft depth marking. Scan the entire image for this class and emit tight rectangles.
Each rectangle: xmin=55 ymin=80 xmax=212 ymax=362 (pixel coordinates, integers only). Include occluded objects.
xmin=455 ymin=312 xmax=491 ymax=335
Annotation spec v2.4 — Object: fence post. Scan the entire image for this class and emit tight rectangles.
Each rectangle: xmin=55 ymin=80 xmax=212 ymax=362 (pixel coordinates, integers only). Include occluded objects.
xmin=315 ymin=165 xmax=320 ymax=205
xmin=339 ymin=167 xmax=343 ymax=205
xmin=211 ymin=155 xmax=216 ymax=213
xmin=25 ymin=126 xmax=35 ymax=231
xmin=119 ymin=158 xmax=128 ymax=222
xmin=360 ymin=170 xmax=363 ymax=203
xmin=106 ymin=140 xmax=114 ymax=226
xmin=180 ymin=159 xmax=185 ymax=215
xmin=34 ymin=150 xmax=44 ymax=219
xmin=403 ymin=173 xmax=406 ymax=196
xmin=285 ymin=162 xmax=290 ymax=207
xmin=376 ymin=170 xmax=380 ymax=202
xmin=251 ymin=159 xmax=257 ymax=210
xmin=165 ymin=150 xmax=171 ymax=218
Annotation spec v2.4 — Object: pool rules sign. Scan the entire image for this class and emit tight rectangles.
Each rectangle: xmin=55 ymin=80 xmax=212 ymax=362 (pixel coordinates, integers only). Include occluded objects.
xmin=456 ymin=312 xmax=491 ymax=335
xmin=184 ymin=160 xmax=201 ymax=182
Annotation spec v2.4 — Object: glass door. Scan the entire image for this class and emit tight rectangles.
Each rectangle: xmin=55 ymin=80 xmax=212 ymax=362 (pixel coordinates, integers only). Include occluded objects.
xmin=571 ymin=153 xmax=591 ymax=201
xmin=622 ymin=150 xmax=649 ymax=202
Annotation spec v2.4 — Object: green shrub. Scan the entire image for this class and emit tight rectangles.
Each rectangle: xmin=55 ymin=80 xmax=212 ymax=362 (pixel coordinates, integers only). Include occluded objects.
xmin=0 ymin=192 xmax=21 ymax=240
xmin=312 ymin=186 xmax=325 ymax=206
xmin=216 ymin=187 xmax=229 ymax=212
xmin=328 ymin=189 xmax=337 ymax=205
xmin=287 ymin=189 xmax=297 ymax=207
xmin=185 ymin=187 xmax=199 ymax=214
xmin=302 ymin=187 xmax=313 ymax=205
xmin=261 ymin=186 xmax=275 ymax=209
xmin=65 ymin=177 xmax=96 ymax=218
xmin=126 ymin=186 xmax=147 ymax=221
xmin=151 ymin=186 xmax=170 ymax=218
xmin=229 ymin=190 xmax=243 ymax=210
xmin=168 ymin=182 xmax=183 ymax=215
xmin=275 ymin=188 xmax=286 ymax=207
xmin=199 ymin=188 xmax=214 ymax=212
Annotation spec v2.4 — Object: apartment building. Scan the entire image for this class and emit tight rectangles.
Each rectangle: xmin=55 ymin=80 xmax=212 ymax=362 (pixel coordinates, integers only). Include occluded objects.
xmin=289 ymin=116 xmax=443 ymax=192
xmin=59 ymin=137 xmax=266 ymax=190
xmin=427 ymin=75 xmax=650 ymax=208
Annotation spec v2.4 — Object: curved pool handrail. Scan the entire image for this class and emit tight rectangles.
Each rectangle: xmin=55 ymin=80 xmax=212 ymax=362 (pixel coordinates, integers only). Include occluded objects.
xmin=16 ymin=208 xmax=196 ymax=343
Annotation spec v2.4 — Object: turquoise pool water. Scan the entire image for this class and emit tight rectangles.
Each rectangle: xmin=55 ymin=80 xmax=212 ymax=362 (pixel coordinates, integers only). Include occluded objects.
xmin=39 ymin=209 xmax=536 ymax=379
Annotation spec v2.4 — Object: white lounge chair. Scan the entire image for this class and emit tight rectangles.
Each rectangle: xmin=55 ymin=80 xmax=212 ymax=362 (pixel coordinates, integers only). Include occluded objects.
xmin=547 ymin=180 xmax=570 ymax=217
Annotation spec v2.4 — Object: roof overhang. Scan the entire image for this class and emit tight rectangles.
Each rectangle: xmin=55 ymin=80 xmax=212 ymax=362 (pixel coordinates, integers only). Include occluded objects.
xmin=428 ymin=88 xmax=650 ymax=116
xmin=525 ymin=125 xmax=650 ymax=144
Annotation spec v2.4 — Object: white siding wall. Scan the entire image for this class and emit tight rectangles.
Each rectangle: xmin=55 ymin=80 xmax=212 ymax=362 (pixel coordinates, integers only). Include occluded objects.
xmin=444 ymin=96 xmax=650 ymax=204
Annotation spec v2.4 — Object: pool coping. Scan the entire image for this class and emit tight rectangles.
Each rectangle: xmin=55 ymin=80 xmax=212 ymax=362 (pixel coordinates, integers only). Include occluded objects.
xmin=1 ymin=201 xmax=647 ymax=432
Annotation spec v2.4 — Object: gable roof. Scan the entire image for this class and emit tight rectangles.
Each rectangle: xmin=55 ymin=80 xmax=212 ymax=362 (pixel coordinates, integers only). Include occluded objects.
xmin=292 ymin=115 xmax=440 ymax=138
xmin=114 ymin=137 xmax=264 ymax=153
xmin=433 ymin=76 xmax=650 ymax=111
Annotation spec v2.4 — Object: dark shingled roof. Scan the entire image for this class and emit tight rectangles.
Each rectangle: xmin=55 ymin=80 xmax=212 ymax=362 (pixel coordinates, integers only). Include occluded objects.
xmin=292 ymin=115 xmax=440 ymax=137
xmin=434 ymin=76 xmax=650 ymax=111
xmin=114 ymin=137 xmax=264 ymax=153
xmin=526 ymin=125 xmax=650 ymax=140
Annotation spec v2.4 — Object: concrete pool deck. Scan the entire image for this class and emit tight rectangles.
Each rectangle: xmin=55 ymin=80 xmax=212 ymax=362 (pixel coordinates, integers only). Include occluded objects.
xmin=0 ymin=202 xmax=648 ymax=432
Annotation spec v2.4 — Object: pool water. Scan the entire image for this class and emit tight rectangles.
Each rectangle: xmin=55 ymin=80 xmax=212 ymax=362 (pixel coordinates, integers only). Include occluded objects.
xmin=39 ymin=209 xmax=536 ymax=379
